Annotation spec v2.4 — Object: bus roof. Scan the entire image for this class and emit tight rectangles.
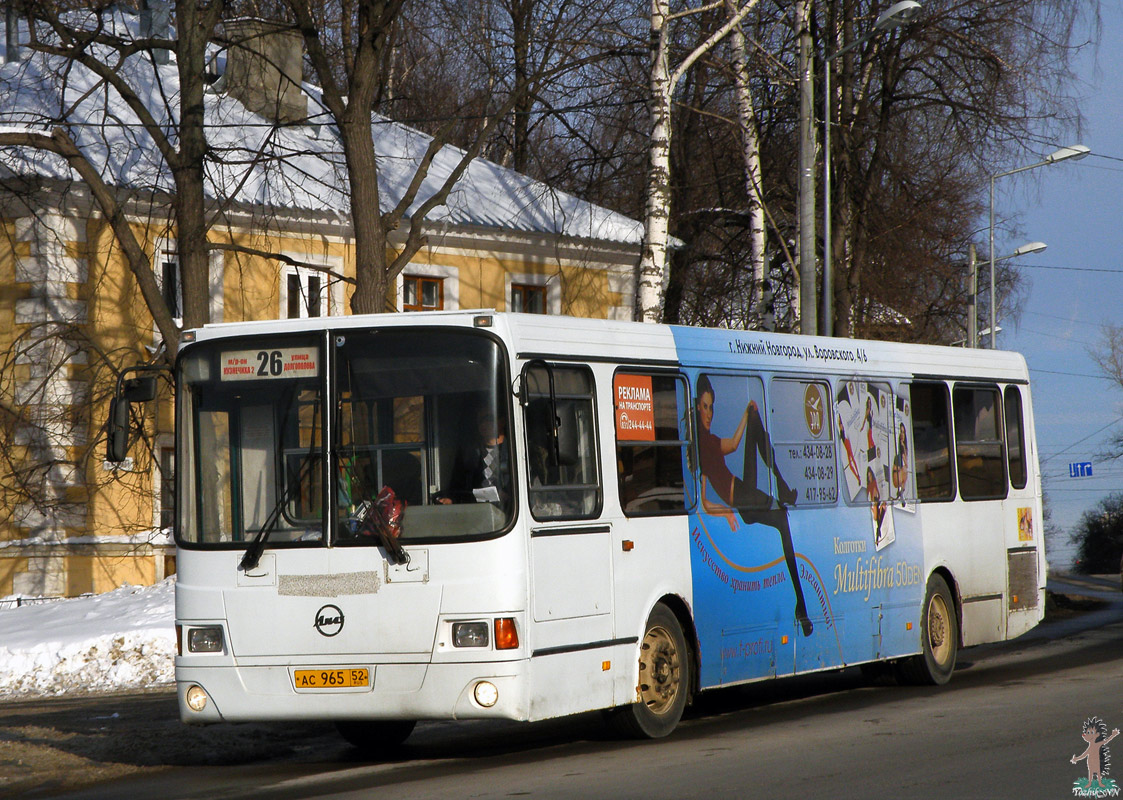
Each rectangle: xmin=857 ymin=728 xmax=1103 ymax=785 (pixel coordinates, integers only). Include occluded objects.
xmin=184 ymin=310 xmax=1030 ymax=384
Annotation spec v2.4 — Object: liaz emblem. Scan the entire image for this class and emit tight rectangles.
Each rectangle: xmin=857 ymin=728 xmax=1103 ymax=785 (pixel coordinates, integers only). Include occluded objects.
xmin=314 ymin=604 xmax=344 ymax=637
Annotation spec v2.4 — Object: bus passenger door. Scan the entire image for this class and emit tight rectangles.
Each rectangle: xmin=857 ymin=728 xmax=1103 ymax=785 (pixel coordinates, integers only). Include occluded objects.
xmin=1002 ymin=385 xmax=1043 ymax=639
xmin=951 ymin=383 xmax=1008 ymax=645
xmin=521 ymin=364 xmax=615 ymax=716
xmin=609 ymin=371 xmax=696 ymax=695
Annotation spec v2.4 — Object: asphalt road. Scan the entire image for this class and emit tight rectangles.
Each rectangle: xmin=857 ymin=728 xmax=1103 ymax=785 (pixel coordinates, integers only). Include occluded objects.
xmin=26 ymin=575 xmax=1123 ymax=800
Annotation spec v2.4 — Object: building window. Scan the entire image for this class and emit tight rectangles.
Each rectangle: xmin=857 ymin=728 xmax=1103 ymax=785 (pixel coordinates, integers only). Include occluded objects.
xmin=156 ymin=243 xmax=182 ymax=324
xmin=162 ymin=259 xmax=179 ymax=319
xmin=159 ymin=447 xmax=175 ymax=531
xmin=285 ymin=268 xmax=325 ymax=319
xmin=511 ymin=283 xmax=547 ymax=314
xmin=3 ymin=7 xmax=20 ymax=63
xmin=403 ymin=275 xmax=444 ymax=312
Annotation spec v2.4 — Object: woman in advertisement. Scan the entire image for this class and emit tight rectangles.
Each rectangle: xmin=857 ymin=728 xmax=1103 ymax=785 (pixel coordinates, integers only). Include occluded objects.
xmin=695 ymin=374 xmax=813 ymax=636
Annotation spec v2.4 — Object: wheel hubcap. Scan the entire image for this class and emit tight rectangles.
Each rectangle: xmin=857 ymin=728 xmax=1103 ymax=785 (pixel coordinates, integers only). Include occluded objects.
xmin=928 ymin=594 xmax=951 ymax=666
xmin=638 ymin=624 xmax=680 ymax=715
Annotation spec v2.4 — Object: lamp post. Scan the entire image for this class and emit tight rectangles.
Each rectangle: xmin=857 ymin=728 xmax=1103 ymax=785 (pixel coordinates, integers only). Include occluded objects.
xmin=821 ymin=1 xmax=921 ymax=337
xmin=797 ymin=1 xmax=816 ymax=335
xmin=967 ymin=241 xmax=1045 ymax=348
xmin=987 ymin=144 xmax=1089 ymax=348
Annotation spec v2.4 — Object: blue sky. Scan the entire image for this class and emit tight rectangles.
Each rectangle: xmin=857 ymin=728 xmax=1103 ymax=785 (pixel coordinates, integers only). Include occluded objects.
xmin=995 ymin=1 xmax=1123 ymax=567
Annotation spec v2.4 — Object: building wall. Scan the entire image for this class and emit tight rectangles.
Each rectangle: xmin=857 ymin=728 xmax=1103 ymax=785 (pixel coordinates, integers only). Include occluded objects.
xmin=0 ymin=202 xmax=639 ymax=598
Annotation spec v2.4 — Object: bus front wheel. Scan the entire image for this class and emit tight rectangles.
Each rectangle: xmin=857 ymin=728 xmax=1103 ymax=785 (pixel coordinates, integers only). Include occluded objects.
xmin=608 ymin=603 xmax=691 ymax=739
xmin=897 ymin=574 xmax=957 ymax=686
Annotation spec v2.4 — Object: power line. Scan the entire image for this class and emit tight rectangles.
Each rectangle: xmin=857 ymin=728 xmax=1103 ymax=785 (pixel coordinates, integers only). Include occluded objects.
xmin=1018 ymin=327 xmax=1097 ymax=347
xmin=1029 ymin=368 xmax=1111 ymax=380
xmin=1023 ymin=309 xmax=1088 ymax=323
xmin=1016 ymin=263 xmax=1123 ymax=274
xmin=1040 ymin=418 xmax=1123 ymax=465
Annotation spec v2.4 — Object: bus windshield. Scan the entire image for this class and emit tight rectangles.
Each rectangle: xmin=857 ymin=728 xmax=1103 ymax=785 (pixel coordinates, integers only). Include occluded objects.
xmin=178 ymin=335 xmax=326 ymax=547
xmin=177 ymin=327 xmax=514 ymax=548
xmin=334 ymin=328 xmax=513 ymax=542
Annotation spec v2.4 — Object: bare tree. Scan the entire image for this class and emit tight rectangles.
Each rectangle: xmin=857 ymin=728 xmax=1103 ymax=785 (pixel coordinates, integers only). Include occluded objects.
xmin=728 ymin=4 xmax=768 ymax=306
xmin=1090 ymin=323 xmax=1123 ymax=460
xmin=0 ymin=0 xmax=227 ymax=352
xmin=635 ymin=0 xmax=761 ymax=323
xmin=284 ymin=0 xmax=615 ymax=315
xmin=821 ymin=0 xmax=1094 ymax=338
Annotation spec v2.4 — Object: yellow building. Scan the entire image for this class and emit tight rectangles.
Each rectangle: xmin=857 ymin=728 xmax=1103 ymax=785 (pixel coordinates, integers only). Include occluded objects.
xmin=0 ymin=12 xmax=643 ymax=599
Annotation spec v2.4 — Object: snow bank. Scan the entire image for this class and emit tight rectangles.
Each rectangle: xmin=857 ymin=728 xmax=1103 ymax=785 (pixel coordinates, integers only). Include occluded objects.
xmin=0 ymin=579 xmax=176 ymax=698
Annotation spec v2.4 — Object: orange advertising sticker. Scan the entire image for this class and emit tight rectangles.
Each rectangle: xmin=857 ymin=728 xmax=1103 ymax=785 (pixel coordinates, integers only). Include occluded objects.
xmin=615 ymin=374 xmax=655 ymax=441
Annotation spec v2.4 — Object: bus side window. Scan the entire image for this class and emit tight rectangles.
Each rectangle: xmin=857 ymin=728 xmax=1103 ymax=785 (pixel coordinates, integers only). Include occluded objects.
xmin=1004 ymin=386 xmax=1028 ymax=490
xmin=953 ymin=384 xmax=1007 ymax=501
xmin=523 ymin=365 xmax=601 ymax=520
xmin=910 ymin=382 xmax=954 ymax=502
xmin=835 ymin=380 xmax=892 ymax=508
xmin=770 ymin=379 xmax=838 ymax=506
xmin=614 ymin=372 xmax=692 ymax=515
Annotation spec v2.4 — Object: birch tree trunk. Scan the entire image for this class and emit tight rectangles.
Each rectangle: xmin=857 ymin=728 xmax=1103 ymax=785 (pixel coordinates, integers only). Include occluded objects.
xmin=727 ymin=10 xmax=766 ymax=314
xmin=636 ymin=0 xmax=762 ymax=324
xmin=635 ymin=0 xmax=673 ymax=323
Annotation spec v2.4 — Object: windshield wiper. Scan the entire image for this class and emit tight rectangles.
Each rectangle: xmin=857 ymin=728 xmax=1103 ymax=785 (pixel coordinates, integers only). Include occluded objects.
xmin=240 ymin=391 xmax=320 ymax=573
xmin=239 ymin=456 xmax=314 ymax=573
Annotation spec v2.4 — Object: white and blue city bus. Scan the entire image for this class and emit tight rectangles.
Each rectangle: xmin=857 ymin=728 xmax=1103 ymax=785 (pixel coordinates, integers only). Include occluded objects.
xmin=156 ymin=310 xmax=1043 ymax=744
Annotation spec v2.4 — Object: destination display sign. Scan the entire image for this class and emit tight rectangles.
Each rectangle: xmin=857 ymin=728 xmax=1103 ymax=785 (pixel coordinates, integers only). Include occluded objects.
xmin=220 ymin=348 xmax=320 ymax=381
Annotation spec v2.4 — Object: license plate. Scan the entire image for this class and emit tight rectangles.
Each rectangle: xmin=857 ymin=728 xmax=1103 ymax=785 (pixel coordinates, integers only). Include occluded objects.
xmin=293 ymin=667 xmax=370 ymax=689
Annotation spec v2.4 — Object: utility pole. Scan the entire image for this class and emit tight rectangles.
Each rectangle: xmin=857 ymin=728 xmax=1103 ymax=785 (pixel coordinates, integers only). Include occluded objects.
xmin=967 ymin=243 xmax=977 ymax=348
xmin=797 ymin=0 xmax=816 ymax=335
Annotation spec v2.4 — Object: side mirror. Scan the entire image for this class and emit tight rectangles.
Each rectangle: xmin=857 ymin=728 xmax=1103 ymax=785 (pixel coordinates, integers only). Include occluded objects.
xmin=123 ymin=376 xmax=157 ymax=402
xmin=105 ymin=369 xmax=166 ymax=463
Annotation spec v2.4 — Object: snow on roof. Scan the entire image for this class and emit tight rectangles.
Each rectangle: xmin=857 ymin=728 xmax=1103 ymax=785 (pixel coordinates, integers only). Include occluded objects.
xmin=0 ymin=9 xmax=643 ymax=246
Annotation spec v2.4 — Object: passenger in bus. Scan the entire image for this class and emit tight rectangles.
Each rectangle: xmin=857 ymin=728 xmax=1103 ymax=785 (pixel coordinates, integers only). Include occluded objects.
xmin=694 ymin=374 xmax=813 ymax=637
xmin=437 ymin=407 xmax=510 ymax=506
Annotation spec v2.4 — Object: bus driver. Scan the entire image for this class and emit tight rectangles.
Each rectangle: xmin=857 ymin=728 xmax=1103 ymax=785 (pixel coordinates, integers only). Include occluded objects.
xmin=438 ymin=407 xmax=510 ymax=506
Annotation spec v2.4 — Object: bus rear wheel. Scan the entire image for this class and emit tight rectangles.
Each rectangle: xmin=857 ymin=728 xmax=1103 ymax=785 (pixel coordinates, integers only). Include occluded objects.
xmin=897 ymin=574 xmax=957 ymax=686
xmin=608 ymin=603 xmax=691 ymax=739
xmin=335 ymin=719 xmax=416 ymax=753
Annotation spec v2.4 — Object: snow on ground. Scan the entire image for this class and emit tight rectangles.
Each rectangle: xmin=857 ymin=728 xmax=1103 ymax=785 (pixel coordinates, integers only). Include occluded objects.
xmin=0 ymin=578 xmax=175 ymax=698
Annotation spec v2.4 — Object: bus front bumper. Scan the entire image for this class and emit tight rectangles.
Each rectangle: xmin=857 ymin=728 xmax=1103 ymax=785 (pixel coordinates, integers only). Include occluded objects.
xmin=176 ymin=659 xmax=530 ymax=725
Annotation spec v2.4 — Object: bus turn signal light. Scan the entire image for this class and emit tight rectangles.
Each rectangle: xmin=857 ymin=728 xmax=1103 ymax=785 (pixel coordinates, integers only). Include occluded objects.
xmin=494 ymin=618 xmax=519 ymax=650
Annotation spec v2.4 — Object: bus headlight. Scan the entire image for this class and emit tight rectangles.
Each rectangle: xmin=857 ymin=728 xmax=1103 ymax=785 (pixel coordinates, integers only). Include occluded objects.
xmin=187 ymin=626 xmax=224 ymax=653
xmin=185 ymin=685 xmax=209 ymax=712
xmin=452 ymin=622 xmax=489 ymax=648
xmin=473 ymin=681 xmax=499 ymax=708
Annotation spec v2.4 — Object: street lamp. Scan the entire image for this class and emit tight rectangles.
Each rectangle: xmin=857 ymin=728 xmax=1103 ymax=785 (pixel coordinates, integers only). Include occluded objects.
xmin=966 ymin=241 xmax=1045 ymax=348
xmin=821 ymin=1 xmax=921 ymax=337
xmin=987 ymin=144 xmax=1089 ymax=348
